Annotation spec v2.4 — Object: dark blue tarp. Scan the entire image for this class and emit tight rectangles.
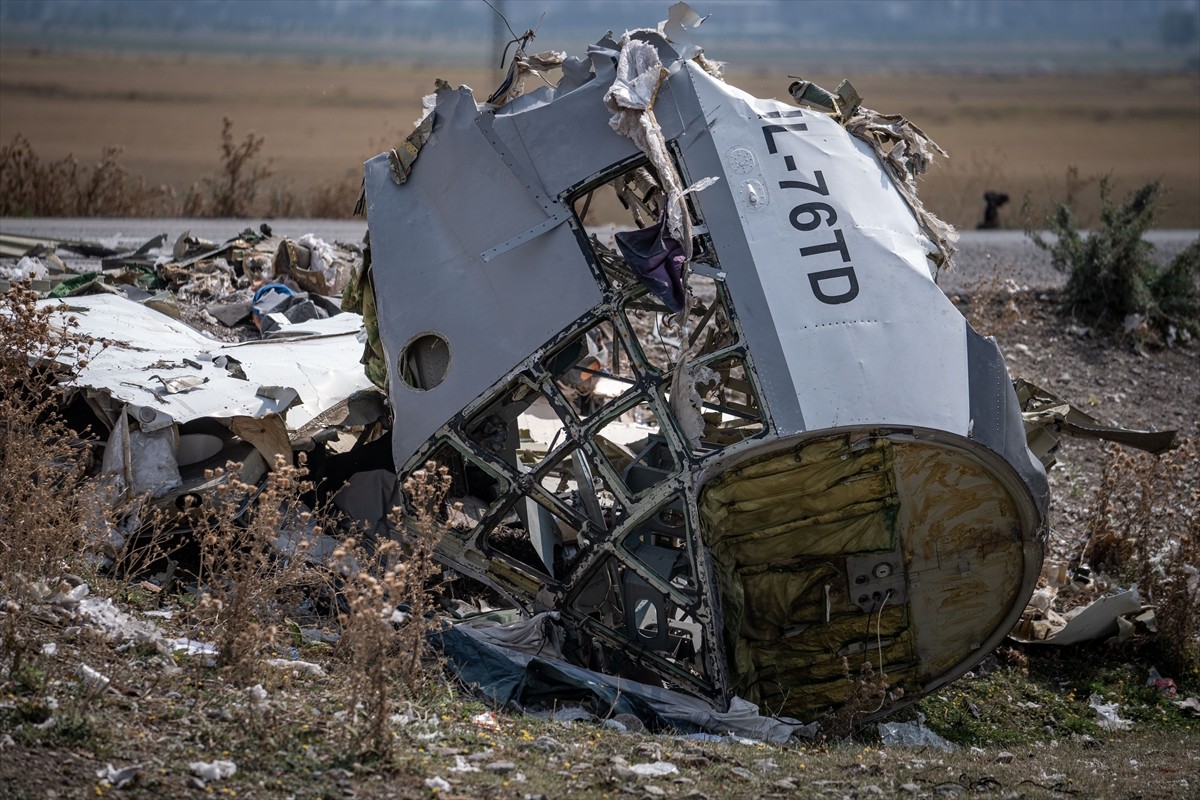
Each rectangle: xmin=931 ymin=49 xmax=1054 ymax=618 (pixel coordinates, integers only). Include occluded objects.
xmin=432 ymin=615 xmax=814 ymax=743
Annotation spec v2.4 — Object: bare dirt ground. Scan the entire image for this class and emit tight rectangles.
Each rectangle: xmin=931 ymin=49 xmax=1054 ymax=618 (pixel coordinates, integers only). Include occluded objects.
xmin=945 ymin=237 xmax=1199 ymax=542
xmin=1 ymin=50 xmax=1198 ymax=227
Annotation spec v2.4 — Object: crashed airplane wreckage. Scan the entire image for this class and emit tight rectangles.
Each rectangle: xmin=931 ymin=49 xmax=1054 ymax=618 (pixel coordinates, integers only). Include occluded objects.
xmin=359 ymin=3 xmax=1050 ymax=723
xmin=15 ymin=4 xmax=1174 ymax=733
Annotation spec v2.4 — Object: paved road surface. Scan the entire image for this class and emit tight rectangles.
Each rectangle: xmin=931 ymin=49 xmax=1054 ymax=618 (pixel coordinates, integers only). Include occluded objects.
xmin=2 ymin=217 xmax=1195 ymax=295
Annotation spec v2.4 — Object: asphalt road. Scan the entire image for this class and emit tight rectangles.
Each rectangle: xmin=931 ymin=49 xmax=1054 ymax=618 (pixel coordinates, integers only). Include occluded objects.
xmin=2 ymin=217 xmax=1196 ymax=295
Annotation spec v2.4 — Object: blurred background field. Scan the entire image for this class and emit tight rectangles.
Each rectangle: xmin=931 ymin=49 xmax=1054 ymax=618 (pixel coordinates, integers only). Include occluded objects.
xmin=1 ymin=0 xmax=1198 ymax=228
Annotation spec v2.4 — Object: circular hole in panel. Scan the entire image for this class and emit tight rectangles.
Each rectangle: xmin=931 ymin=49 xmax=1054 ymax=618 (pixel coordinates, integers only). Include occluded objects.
xmin=399 ymin=333 xmax=451 ymax=391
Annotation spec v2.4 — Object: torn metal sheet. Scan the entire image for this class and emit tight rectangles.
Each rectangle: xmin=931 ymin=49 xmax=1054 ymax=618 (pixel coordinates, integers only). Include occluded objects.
xmin=48 ymin=294 xmax=370 ymax=430
xmin=0 ymin=232 xmax=122 ymax=260
xmin=1012 ymin=561 xmax=1152 ymax=647
xmin=1012 ymin=578 xmax=1145 ymax=646
xmin=364 ymin=2 xmax=1047 ymax=725
xmin=40 ymin=293 xmax=379 ymax=502
xmin=1016 ymin=378 xmax=1177 ymax=467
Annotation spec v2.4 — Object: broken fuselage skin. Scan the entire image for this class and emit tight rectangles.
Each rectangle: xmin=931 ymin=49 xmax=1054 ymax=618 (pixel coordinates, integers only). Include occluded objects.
xmin=363 ymin=29 xmax=1047 ymax=722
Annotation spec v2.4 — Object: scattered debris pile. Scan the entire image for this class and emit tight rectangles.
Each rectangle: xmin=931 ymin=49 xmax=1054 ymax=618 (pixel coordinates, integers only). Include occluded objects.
xmin=1013 ymin=561 xmax=1150 ymax=646
xmin=1 ymin=226 xmax=360 ymax=341
xmin=0 ymin=225 xmax=401 ymax=557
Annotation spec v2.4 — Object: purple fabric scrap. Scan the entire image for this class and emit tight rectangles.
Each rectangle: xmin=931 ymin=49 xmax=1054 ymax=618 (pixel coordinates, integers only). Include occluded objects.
xmin=614 ymin=216 xmax=686 ymax=312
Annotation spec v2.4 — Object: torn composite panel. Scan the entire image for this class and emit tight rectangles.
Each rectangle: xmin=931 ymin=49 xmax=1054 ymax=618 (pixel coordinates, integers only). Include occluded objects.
xmin=365 ymin=8 xmax=1047 ymax=723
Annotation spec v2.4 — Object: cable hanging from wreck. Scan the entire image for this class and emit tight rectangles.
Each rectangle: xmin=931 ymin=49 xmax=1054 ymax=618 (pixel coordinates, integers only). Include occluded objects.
xmin=482 ymin=0 xmax=546 ymax=106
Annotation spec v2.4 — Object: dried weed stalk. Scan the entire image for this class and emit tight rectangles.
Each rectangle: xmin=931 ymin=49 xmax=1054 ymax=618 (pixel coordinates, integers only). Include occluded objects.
xmin=334 ymin=462 xmax=450 ymax=758
xmin=304 ymin=170 xmax=362 ymax=219
xmin=822 ymin=657 xmax=900 ymax=740
xmin=0 ymin=134 xmax=176 ymax=217
xmin=100 ymin=500 xmax=186 ymax=588
xmin=0 ymin=284 xmax=108 ymax=579
xmin=183 ymin=117 xmax=274 ymax=218
xmin=190 ymin=455 xmax=323 ymax=681
xmin=958 ymin=259 xmax=1025 ymax=336
xmin=1082 ymin=432 xmax=1200 ymax=675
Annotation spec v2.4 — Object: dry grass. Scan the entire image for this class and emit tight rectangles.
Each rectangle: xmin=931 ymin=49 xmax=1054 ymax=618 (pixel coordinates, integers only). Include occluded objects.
xmin=0 ymin=50 xmax=1196 ymax=226
xmin=186 ymin=455 xmax=327 ymax=681
xmin=304 ymin=169 xmax=364 ymax=219
xmin=954 ymin=258 xmax=1026 ymax=335
xmin=821 ymin=658 xmax=903 ymax=741
xmin=0 ymin=284 xmax=108 ymax=577
xmin=333 ymin=463 xmax=450 ymax=759
xmin=1 ymin=124 xmax=359 ymax=219
xmin=0 ymin=134 xmax=176 ymax=217
xmin=1083 ymin=431 xmax=1200 ymax=677
xmin=181 ymin=117 xmax=273 ymax=218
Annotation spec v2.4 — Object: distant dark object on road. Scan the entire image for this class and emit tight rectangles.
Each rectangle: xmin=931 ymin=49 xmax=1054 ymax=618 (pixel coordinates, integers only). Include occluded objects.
xmin=977 ymin=191 xmax=1010 ymax=229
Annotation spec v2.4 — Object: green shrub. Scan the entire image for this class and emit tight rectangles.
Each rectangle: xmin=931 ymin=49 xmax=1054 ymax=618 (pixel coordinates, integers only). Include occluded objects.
xmin=1029 ymin=179 xmax=1199 ymax=339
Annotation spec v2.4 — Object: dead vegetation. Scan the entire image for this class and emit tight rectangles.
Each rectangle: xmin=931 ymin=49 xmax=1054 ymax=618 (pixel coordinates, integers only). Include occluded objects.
xmin=334 ymin=464 xmax=450 ymax=759
xmin=188 ymin=456 xmax=325 ymax=680
xmin=0 ymin=283 xmax=108 ymax=577
xmin=1083 ymin=433 xmax=1200 ymax=678
xmin=0 ymin=135 xmax=177 ymax=218
xmin=955 ymin=254 xmax=1027 ymax=334
xmin=182 ymin=117 xmax=274 ymax=218
xmin=822 ymin=658 xmax=903 ymax=740
xmin=0 ymin=122 xmax=360 ymax=220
